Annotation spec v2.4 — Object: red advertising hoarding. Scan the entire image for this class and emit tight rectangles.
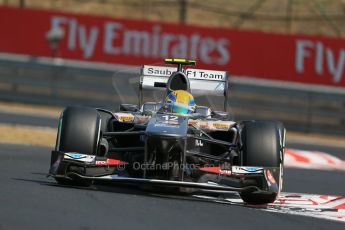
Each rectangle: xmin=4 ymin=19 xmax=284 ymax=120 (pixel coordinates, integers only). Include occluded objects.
xmin=1 ymin=6 xmax=345 ymax=87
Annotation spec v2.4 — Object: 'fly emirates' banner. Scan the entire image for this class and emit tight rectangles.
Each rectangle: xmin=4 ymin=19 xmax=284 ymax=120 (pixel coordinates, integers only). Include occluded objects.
xmin=1 ymin=6 xmax=345 ymax=87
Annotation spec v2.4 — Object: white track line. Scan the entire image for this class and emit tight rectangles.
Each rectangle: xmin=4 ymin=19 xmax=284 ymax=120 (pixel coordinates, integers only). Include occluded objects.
xmin=194 ymin=192 xmax=345 ymax=223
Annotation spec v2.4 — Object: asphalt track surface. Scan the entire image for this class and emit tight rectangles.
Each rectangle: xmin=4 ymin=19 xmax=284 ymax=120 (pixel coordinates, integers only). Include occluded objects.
xmin=0 ymin=144 xmax=343 ymax=230
xmin=0 ymin=110 xmax=344 ymax=229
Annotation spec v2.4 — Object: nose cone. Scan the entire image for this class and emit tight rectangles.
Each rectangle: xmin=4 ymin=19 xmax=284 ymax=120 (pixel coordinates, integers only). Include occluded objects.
xmin=145 ymin=113 xmax=189 ymax=138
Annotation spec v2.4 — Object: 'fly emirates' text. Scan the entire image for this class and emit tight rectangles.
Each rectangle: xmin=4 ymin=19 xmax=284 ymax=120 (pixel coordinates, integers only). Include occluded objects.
xmin=50 ymin=16 xmax=230 ymax=65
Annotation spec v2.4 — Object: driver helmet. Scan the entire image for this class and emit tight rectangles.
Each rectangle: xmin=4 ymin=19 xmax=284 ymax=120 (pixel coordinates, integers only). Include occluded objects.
xmin=165 ymin=90 xmax=196 ymax=114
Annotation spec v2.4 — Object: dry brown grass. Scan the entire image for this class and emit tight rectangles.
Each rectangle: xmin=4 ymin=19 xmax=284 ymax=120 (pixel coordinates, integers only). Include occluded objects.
xmin=3 ymin=0 xmax=345 ymax=37
xmin=0 ymin=101 xmax=62 ymax=117
xmin=0 ymin=123 xmax=56 ymax=147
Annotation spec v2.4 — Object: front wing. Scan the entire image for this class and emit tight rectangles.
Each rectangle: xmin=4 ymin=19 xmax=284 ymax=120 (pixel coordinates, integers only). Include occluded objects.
xmin=49 ymin=151 xmax=280 ymax=195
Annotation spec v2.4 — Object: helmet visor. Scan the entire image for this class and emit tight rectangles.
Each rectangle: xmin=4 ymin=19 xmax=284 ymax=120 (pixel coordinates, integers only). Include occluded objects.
xmin=172 ymin=104 xmax=189 ymax=114
xmin=167 ymin=102 xmax=191 ymax=114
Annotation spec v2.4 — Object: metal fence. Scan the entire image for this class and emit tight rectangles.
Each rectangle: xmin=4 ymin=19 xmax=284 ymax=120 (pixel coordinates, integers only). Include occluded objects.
xmin=0 ymin=53 xmax=344 ymax=135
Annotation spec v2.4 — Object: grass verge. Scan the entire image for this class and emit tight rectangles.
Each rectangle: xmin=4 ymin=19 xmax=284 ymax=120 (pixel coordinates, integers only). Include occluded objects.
xmin=0 ymin=123 xmax=56 ymax=148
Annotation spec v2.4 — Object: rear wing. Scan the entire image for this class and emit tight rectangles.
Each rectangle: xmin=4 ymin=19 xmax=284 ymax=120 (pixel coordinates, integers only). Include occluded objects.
xmin=139 ymin=65 xmax=229 ymax=111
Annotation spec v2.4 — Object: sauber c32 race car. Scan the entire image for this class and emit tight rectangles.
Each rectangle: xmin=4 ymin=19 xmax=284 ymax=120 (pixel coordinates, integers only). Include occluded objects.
xmin=49 ymin=58 xmax=286 ymax=204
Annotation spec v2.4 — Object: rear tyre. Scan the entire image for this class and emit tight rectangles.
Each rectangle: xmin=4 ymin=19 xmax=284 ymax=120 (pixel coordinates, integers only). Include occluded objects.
xmin=240 ymin=121 xmax=285 ymax=204
xmin=55 ymin=106 xmax=101 ymax=186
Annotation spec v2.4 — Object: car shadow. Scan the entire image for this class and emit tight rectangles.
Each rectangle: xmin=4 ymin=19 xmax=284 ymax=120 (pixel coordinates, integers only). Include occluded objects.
xmin=12 ymin=172 xmax=242 ymax=206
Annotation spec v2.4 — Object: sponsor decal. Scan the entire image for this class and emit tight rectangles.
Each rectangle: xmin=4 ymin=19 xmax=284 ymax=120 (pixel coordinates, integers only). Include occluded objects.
xmin=242 ymin=167 xmax=264 ymax=172
xmin=95 ymin=158 xmax=126 ymax=166
xmin=64 ymin=153 xmax=95 ymax=163
xmin=189 ymin=120 xmax=234 ymax=131
xmin=199 ymin=121 xmax=210 ymax=129
xmin=199 ymin=166 xmax=266 ymax=176
xmin=121 ymin=116 xmax=134 ymax=122
xmin=185 ymin=69 xmax=226 ymax=81
xmin=199 ymin=166 xmax=232 ymax=176
xmin=212 ymin=122 xmax=230 ymax=130
xmin=143 ymin=66 xmax=227 ymax=81
xmin=145 ymin=66 xmax=175 ymax=77
xmin=154 ymin=123 xmax=178 ymax=128
xmin=219 ymin=169 xmax=232 ymax=175
xmin=65 ymin=153 xmax=85 ymax=159
xmin=188 ymin=119 xmax=199 ymax=127
xmin=114 ymin=113 xmax=135 ymax=122
xmin=195 ymin=139 xmax=204 ymax=147
xmin=232 ymin=166 xmax=264 ymax=174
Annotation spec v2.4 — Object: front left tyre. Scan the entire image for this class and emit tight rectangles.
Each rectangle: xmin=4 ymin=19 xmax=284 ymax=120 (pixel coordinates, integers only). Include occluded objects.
xmin=239 ymin=120 xmax=285 ymax=204
xmin=54 ymin=106 xmax=101 ymax=185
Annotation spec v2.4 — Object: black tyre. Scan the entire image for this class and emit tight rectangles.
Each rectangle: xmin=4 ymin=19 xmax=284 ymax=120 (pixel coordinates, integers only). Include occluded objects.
xmin=56 ymin=106 xmax=101 ymax=154
xmin=240 ymin=121 xmax=285 ymax=204
xmin=55 ymin=106 xmax=101 ymax=185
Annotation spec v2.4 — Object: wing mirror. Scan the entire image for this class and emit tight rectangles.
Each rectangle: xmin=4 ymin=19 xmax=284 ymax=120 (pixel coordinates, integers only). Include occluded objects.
xmin=142 ymin=102 xmax=162 ymax=116
xmin=119 ymin=104 xmax=140 ymax=112
xmin=212 ymin=111 xmax=230 ymax=120
xmin=195 ymin=106 xmax=212 ymax=117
